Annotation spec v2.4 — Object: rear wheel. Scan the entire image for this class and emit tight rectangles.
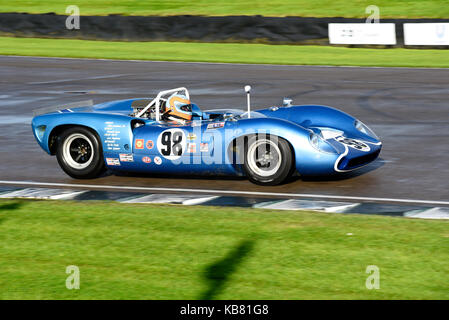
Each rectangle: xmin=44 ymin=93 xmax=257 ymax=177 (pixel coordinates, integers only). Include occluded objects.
xmin=56 ymin=127 xmax=105 ymax=179
xmin=244 ymin=135 xmax=293 ymax=185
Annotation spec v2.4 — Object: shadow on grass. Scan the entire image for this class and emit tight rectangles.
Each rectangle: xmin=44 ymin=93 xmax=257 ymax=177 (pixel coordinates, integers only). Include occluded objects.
xmin=199 ymin=239 xmax=255 ymax=300
xmin=0 ymin=201 xmax=23 ymax=225
xmin=0 ymin=201 xmax=22 ymax=212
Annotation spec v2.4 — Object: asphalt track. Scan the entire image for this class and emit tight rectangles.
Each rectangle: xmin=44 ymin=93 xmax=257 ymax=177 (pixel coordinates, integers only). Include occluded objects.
xmin=0 ymin=56 xmax=448 ymax=202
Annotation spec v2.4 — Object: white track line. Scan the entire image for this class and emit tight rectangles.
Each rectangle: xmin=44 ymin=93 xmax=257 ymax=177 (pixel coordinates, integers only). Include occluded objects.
xmin=2 ymin=55 xmax=449 ymax=70
xmin=0 ymin=180 xmax=448 ymax=206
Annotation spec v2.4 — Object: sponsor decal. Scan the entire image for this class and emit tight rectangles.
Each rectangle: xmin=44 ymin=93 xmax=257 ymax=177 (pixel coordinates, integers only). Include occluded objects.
xmin=207 ymin=122 xmax=225 ymax=130
xmin=146 ymin=140 xmax=154 ymax=150
xmin=157 ymin=128 xmax=186 ymax=160
xmin=142 ymin=156 xmax=151 ymax=164
xmin=104 ymin=121 xmax=124 ymax=151
xmin=336 ymin=136 xmax=370 ymax=152
xmin=135 ymin=139 xmax=145 ymax=149
xmin=187 ymin=143 xmax=196 ymax=153
xmin=119 ymin=154 xmax=134 ymax=162
xmin=106 ymin=158 xmax=120 ymax=166
xmin=187 ymin=133 xmax=197 ymax=141
xmin=200 ymin=143 xmax=209 ymax=153
xmin=154 ymin=156 xmax=162 ymax=165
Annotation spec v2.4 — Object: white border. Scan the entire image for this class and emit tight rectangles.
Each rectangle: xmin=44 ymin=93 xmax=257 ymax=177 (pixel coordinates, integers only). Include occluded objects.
xmin=0 ymin=180 xmax=448 ymax=206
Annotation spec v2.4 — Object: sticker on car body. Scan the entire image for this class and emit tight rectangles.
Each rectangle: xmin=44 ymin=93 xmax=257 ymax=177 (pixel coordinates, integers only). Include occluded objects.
xmin=104 ymin=121 xmax=124 ymax=151
xmin=157 ymin=128 xmax=186 ymax=160
xmin=187 ymin=143 xmax=196 ymax=153
xmin=146 ymin=140 xmax=154 ymax=150
xmin=207 ymin=122 xmax=225 ymax=130
xmin=154 ymin=156 xmax=162 ymax=165
xmin=200 ymin=143 xmax=209 ymax=152
xmin=119 ymin=154 xmax=134 ymax=162
xmin=135 ymin=139 xmax=145 ymax=150
xmin=106 ymin=158 xmax=120 ymax=166
xmin=336 ymin=137 xmax=370 ymax=152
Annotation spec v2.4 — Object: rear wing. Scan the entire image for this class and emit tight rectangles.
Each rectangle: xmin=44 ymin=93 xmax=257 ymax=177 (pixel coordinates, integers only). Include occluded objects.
xmin=33 ymin=100 xmax=94 ymax=117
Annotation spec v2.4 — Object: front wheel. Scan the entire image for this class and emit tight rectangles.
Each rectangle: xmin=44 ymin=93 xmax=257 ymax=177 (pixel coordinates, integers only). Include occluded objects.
xmin=56 ymin=127 xmax=105 ymax=179
xmin=243 ymin=135 xmax=293 ymax=186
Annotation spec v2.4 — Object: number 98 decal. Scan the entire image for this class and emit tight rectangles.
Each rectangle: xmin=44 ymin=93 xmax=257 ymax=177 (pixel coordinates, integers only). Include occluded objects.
xmin=336 ymin=136 xmax=370 ymax=152
xmin=157 ymin=128 xmax=186 ymax=160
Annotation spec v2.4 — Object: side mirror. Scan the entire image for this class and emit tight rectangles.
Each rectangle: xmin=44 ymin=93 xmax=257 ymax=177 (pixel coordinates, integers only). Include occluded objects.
xmin=283 ymin=98 xmax=293 ymax=107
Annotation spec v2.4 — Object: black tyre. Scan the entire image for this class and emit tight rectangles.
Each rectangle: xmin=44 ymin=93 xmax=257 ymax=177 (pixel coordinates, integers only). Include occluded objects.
xmin=56 ymin=126 xmax=105 ymax=179
xmin=243 ymin=135 xmax=293 ymax=186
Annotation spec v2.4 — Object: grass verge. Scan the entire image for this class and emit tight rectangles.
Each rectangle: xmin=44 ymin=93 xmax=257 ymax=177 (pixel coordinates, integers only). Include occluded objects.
xmin=1 ymin=0 xmax=448 ymax=19
xmin=1 ymin=37 xmax=449 ymax=68
xmin=0 ymin=199 xmax=448 ymax=299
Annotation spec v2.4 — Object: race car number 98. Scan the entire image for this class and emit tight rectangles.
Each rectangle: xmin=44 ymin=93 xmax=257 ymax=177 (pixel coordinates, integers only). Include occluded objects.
xmin=336 ymin=136 xmax=370 ymax=152
xmin=157 ymin=128 xmax=186 ymax=160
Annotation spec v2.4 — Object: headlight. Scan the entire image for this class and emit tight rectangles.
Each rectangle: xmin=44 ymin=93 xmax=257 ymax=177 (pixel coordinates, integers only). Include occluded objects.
xmin=313 ymin=127 xmax=344 ymax=140
xmin=310 ymin=132 xmax=319 ymax=149
xmin=34 ymin=125 xmax=46 ymax=143
xmin=355 ymin=120 xmax=378 ymax=139
xmin=309 ymin=132 xmax=338 ymax=154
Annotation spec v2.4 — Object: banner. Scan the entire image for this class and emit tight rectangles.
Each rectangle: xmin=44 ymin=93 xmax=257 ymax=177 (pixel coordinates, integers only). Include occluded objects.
xmin=329 ymin=23 xmax=396 ymax=45
xmin=404 ymin=23 xmax=449 ymax=45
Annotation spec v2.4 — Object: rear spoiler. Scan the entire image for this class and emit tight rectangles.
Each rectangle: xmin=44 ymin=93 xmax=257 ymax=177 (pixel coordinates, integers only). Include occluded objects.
xmin=33 ymin=100 xmax=94 ymax=117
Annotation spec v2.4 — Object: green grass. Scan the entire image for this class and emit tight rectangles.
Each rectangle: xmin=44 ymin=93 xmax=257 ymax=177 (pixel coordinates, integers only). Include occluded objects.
xmin=1 ymin=0 xmax=448 ymax=18
xmin=1 ymin=37 xmax=449 ymax=68
xmin=0 ymin=199 xmax=448 ymax=299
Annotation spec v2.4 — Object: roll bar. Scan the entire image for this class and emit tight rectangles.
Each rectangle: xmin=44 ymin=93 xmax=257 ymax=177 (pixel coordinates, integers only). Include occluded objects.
xmin=136 ymin=87 xmax=190 ymax=121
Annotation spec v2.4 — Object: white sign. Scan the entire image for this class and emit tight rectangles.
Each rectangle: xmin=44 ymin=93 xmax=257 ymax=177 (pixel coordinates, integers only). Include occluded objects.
xmin=329 ymin=23 xmax=396 ymax=45
xmin=404 ymin=23 xmax=449 ymax=45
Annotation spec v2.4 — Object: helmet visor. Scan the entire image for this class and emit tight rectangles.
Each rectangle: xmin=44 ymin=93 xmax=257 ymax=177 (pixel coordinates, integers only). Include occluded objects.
xmin=179 ymin=104 xmax=193 ymax=113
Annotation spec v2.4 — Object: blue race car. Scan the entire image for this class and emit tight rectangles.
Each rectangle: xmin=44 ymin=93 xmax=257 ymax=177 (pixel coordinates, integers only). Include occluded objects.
xmin=31 ymin=86 xmax=381 ymax=185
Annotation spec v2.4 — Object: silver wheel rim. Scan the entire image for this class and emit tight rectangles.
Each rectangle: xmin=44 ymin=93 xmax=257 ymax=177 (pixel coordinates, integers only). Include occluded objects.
xmin=247 ymin=139 xmax=282 ymax=177
xmin=62 ymin=133 xmax=94 ymax=170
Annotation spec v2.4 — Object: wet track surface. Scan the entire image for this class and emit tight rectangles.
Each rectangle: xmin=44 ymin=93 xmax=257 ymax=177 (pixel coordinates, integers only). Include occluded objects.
xmin=0 ymin=56 xmax=448 ymax=201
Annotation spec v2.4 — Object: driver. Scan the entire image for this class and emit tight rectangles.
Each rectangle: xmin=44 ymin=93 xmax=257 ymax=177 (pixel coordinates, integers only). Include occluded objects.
xmin=162 ymin=93 xmax=193 ymax=124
